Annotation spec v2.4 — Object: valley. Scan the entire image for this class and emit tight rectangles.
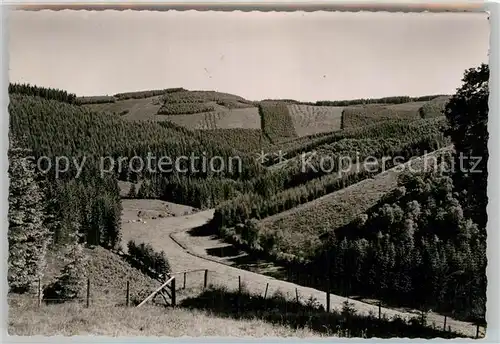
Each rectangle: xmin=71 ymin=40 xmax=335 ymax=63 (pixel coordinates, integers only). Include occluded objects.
xmin=7 ymin=73 xmax=488 ymax=338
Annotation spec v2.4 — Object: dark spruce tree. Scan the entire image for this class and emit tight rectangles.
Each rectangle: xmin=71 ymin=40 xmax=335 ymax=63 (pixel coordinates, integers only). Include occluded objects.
xmin=8 ymin=145 xmax=51 ymax=293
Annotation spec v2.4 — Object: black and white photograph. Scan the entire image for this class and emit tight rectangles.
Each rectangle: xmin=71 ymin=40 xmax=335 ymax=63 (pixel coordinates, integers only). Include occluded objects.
xmin=6 ymin=5 xmax=491 ymax=339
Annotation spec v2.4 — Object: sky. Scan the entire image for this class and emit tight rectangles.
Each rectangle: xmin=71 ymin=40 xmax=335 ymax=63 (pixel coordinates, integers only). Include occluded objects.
xmin=9 ymin=10 xmax=490 ymax=102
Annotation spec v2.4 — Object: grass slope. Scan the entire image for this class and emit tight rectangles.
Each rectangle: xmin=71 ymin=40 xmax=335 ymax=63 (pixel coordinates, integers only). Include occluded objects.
xmin=84 ymin=96 xmax=163 ymax=121
xmin=257 ymin=147 xmax=453 ymax=259
xmin=161 ymin=107 xmax=261 ymax=130
xmin=9 ymin=301 xmax=317 ymax=337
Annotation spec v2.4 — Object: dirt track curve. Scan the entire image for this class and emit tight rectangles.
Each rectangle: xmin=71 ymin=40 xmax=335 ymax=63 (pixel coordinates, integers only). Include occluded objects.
xmin=120 ymin=205 xmax=481 ymax=338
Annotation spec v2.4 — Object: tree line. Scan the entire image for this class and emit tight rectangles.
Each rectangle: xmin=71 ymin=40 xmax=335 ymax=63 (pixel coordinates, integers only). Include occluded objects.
xmin=316 ymin=95 xmax=445 ymax=107
xmin=114 ymin=87 xmax=186 ymax=100
xmin=9 ymin=82 xmax=77 ymax=104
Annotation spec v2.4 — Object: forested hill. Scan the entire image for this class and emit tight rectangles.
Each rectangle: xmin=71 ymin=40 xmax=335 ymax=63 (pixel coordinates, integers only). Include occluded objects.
xmin=8 ymin=92 xmax=262 ymax=251
xmin=9 ymin=94 xmax=259 ymax=178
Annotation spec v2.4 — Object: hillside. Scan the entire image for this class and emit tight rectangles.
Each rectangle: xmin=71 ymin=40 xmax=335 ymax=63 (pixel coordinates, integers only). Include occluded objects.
xmin=257 ymin=147 xmax=453 ymax=259
xmin=79 ymin=88 xmax=450 ymax=157
xmin=83 ymin=89 xmax=257 ymax=123
xmin=9 ymin=245 xmax=318 ymax=337
xmin=8 ymin=77 xmax=486 ymax=338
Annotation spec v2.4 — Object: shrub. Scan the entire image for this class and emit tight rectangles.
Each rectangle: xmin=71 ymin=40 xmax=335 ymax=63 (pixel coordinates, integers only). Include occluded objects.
xmin=127 ymin=240 xmax=171 ymax=280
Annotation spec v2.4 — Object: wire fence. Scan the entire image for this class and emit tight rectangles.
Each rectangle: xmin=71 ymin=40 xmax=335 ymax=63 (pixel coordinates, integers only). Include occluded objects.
xmin=8 ymin=268 xmax=486 ymax=339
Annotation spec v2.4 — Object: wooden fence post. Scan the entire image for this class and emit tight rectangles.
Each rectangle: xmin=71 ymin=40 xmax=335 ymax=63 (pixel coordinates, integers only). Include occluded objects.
xmin=171 ymin=278 xmax=176 ymax=307
xmin=264 ymin=283 xmax=269 ymax=299
xmin=476 ymin=324 xmax=480 ymax=339
xmin=326 ymin=291 xmax=330 ymax=313
xmin=86 ymin=277 xmax=90 ymax=308
xmin=326 ymin=273 xmax=331 ymax=313
xmin=126 ymin=280 xmax=130 ymax=307
xmin=38 ymin=278 xmax=42 ymax=307
xmin=378 ymin=301 xmax=382 ymax=319
xmin=183 ymin=272 xmax=187 ymax=290
xmin=295 ymin=288 xmax=299 ymax=303
xmin=204 ymin=269 xmax=208 ymax=289
xmin=237 ymin=276 xmax=242 ymax=314
xmin=443 ymin=315 xmax=447 ymax=332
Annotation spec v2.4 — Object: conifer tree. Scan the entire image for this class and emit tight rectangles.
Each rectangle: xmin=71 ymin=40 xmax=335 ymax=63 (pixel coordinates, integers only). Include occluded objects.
xmin=46 ymin=238 xmax=88 ymax=301
xmin=8 ymin=145 xmax=51 ymax=293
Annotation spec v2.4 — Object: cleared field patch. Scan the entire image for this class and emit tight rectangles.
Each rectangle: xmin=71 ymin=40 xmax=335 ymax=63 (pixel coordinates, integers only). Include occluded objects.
xmin=84 ymin=96 xmax=162 ymax=121
xmin=257 ymin=147 xmax=452 ymax=258
xmin=342 ymin=102 xmax=426 ymax=129
xmin=121 ymin=199 xmax=198 ymax=222
xmin=287 ymin=104 xmax=343 ymax=137
xmin=209 ymin=107 xmax=260 ymax=129
xmin=158 ymin=107 xmax=261 ymax=130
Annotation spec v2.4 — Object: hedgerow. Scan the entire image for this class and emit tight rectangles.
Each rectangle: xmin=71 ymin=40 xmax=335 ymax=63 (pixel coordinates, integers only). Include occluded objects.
xmin=157 ymin=102 xmax=215 ymax=115
xmin=76 ymin=96 xmax=116 ymax=105
xmin=127 ymin=240 xmax=170 ymax=280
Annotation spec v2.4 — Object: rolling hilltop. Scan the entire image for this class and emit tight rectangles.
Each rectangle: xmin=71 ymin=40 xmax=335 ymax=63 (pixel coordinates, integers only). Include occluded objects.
xmin=7 ymin=67 xmax=487 ymax=338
